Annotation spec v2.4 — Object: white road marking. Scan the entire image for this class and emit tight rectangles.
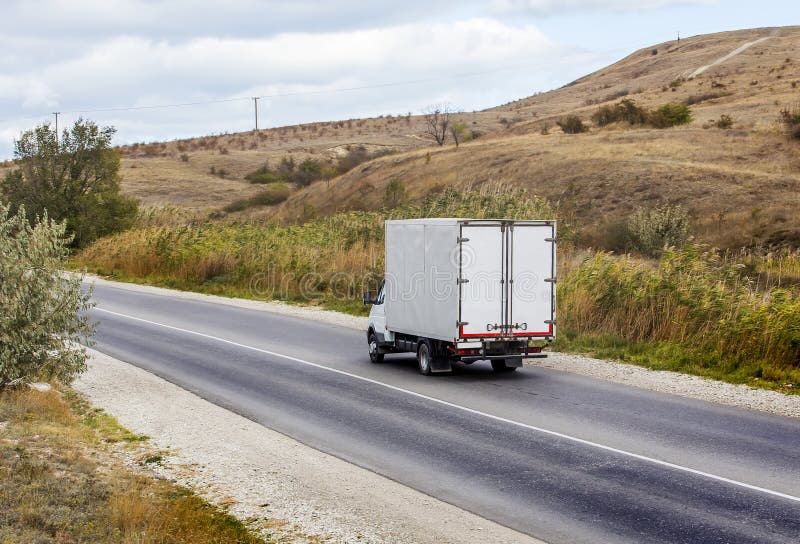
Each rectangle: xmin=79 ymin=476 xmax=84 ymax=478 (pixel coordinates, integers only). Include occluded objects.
xmin=95 ymin=306 xmax=800 ymax=504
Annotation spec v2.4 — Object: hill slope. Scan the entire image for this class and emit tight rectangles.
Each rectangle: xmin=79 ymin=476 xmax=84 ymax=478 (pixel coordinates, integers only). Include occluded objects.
xmin=270 ymin=26 xmax=800 ymax=248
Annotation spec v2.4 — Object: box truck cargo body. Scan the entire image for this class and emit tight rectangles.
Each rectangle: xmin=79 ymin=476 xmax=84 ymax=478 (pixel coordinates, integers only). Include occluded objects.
xmin=365 ymin=218 xmax=556 ymax=374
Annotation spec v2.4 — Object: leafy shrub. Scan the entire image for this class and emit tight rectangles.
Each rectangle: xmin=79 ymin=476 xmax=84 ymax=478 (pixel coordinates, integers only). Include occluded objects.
xmin=592 ymin=99 xmax=649 ymax=127
xmin=779 ymin=104 xmax=800 ymax=139
xmin=557 ymin=116 xmax=588 ymax=134
xmin=626 ymin=204 xmax=690 ymax=256
xmin=249 ymin=184 xmax=290 ymax=206
xmin=1 ymin=203 xmax=93 ymax=389
xmin=245 ymin=164 xmax=282 ymax=184
xmin=648 ymin=103 xmax=693 ymax=128
xmin=713 ymin=114 xmax=734 ymax=129
xmin=245 ymin=147 xmax=391 ymax=187
xmin=223 ymin=183 xmax=289 ymax=212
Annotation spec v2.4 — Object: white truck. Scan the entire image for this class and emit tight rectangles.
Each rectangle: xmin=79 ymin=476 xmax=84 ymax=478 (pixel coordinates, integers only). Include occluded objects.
xmin=365 ymin=218 xmax=556 ymax=374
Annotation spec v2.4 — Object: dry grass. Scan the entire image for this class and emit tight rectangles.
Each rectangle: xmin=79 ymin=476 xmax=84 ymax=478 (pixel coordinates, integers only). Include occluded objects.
xmin=0 ymin=386 xmax=271 ymax=544
xmin=112 ymin=113 xmax=505 ymax=209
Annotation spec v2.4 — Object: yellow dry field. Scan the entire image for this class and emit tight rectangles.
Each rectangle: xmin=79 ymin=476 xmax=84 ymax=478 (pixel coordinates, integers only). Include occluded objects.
xmin=116 ymin=112 xmax=506 ymax=209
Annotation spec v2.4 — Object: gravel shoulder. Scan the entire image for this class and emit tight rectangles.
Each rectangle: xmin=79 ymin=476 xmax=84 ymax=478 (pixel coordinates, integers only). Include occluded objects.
xmin=85 ymin=275 xmax=800 ymax=419
xmin=75 ymin=349 xmax=542 ymax=544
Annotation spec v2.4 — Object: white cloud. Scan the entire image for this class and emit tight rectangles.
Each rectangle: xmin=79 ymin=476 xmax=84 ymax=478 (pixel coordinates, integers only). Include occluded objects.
xmin=1 ymin=17 xmax=600 ymax=153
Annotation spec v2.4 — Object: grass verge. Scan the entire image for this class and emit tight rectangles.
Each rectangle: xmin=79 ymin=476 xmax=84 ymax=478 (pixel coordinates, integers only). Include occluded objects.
xmin=0 ymin=385 xmax=271 ymax=544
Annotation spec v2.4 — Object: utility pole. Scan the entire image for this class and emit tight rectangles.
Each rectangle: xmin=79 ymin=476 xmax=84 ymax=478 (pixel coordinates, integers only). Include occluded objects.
xmin=253 ymin=97 xmax=260 ymax=131
xmin=53 ymin=112 xmax=60 ymax=143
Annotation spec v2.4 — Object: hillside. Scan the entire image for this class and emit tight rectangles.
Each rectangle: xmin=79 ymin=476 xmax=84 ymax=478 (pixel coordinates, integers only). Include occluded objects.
xmin=113 ymin=112 xmax=506 ymax=209
xmin=4 ymin=26 xmax=798 ymax=247
xmin=269 ymin=26 xmax=800 ymax=249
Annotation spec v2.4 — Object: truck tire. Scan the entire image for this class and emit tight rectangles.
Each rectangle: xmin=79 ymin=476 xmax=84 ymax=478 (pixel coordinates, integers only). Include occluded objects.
xmin=417 ymin=340 xmax=433 ymax=376
xmin=368 ymin=332 xmax=384 ymax=364
xmin=491 ymin=359 xmax=517 ymax=373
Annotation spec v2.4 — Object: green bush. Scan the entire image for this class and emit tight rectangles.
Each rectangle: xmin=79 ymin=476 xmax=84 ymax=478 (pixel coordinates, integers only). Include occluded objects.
xmin=592 ymin=99 xmax=649 ymax=127
xmin=557 ymin=116 xmax=588 ymax=134
xmin=244 ymin=147 xmax=391 ymax=188
xmin=1 ymin=119 xmax=138 ymax=248
xmin=648 ymin=103 xmax=693 ymax=128
xmin=249 ymin=184 xmax=290 ymax=206
xmin=244 ymin=164 xmax=282 ymax=184
xmin=224 ymin=183 xmax=290 ymax=212
xmin=626 ymin=204 xmax=690 ymax=256
xmin=0 ymin=203 xmax=94 ymax=390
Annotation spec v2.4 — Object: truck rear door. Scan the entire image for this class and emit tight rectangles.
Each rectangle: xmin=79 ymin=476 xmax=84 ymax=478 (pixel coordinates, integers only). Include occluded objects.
xmin=509 ymin=223 xmax=556 ymax=337
xmin=458 ymin=221 xmax=555 ymax=339
xmin=458 ymin=224 xmax=503 ymax=337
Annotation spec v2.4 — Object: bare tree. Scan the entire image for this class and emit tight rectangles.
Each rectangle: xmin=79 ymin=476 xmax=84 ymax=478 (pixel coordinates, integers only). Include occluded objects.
xmin=422 ymin=105 xmax=454 ymax=146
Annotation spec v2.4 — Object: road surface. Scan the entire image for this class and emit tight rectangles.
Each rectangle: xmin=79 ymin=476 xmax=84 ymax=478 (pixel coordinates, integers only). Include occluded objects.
xmin=88 ymin=281 xmax=800 ymax=544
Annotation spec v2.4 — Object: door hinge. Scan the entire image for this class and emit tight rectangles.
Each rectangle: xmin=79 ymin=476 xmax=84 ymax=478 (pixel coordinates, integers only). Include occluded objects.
xmin=545 ymin=319 xmax=556 ymax=325
xmin=545 ymin=277 xmax=557 ymax=283
xmin=545 ymin=237 xmax=557 ymax=243
xmin=457 ymin=321 xmax=469 ymax=327
xmin=457 ymin=278 xmax=470 ymax=284
xmin=457 ymin=236 xmax=470 ymax=243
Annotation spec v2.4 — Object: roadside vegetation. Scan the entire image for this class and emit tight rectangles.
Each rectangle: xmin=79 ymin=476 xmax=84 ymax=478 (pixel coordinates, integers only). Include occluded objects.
xmin=1 ymin=120 xmax=138 ymax=248
xmin=72 ymin=184 xmax=800 ymax=393
xmin=0 ymin=385 xmax=270 ymax=543
xmin=0 ymin=203 xmax=93 ymax=390
xmin=0 ymin=199 xmax=270 ymax=542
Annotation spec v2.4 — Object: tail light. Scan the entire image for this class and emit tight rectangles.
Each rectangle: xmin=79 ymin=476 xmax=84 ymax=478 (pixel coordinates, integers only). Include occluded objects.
xmin=457 ymin=348 xmax=481 ymax=355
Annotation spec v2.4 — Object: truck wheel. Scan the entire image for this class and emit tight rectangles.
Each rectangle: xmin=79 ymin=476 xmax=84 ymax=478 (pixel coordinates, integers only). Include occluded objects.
xmin=368 ymin=333 xmax=384 ymax=364
xmin=491 ymin=359 xmax=517 ymax=373
xmin=417 ymin=340 xmax=433 ymax=376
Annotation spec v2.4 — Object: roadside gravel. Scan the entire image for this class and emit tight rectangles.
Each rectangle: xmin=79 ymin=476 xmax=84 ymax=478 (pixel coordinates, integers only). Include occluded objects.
xmin=75 ymin=349 xmax=542 ymax=544
xmin=85 ymin=276 xmax=800 ymax=419
xmin=529 ymin=353 xmax=800 ymax=419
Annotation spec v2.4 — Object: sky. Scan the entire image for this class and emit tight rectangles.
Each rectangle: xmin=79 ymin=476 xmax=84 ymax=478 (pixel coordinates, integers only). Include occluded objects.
xmin=0 ymin=0 xmax=795 ymax=158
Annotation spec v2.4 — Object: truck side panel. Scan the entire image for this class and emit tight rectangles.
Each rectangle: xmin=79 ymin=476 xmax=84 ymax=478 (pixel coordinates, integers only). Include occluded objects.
xmin=385 ymin=221 xmax=459 ymax=342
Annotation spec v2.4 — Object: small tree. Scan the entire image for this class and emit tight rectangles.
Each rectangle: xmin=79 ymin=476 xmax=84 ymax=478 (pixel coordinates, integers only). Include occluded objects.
xmin=383 ymin=178 xmax=406 ymax=208
xmin=1 ymin=119 xmax=138 ymax=248
xmin=422 ymin=105 xmax=454 ymax=146
xmin=450 ymin=121 xmax=471 ymax=148
xmin=0 ymin=203 xmax=94 ymax=390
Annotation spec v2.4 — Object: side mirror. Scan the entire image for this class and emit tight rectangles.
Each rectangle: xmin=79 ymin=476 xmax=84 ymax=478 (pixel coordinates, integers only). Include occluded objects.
xmin=363 ymin=290 xmax=377 ymax=305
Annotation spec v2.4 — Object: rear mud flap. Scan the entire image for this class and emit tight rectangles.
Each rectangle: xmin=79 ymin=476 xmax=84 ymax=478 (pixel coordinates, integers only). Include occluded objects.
xmin=431 ymin=358 xmax=453 ymax=373
xmin=506 ymin=357 xmax=523 ymax=368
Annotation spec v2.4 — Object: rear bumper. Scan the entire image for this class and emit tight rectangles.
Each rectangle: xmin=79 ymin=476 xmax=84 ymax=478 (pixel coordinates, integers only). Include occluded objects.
xmin=458 ymin=354 xmax=547 ymax=363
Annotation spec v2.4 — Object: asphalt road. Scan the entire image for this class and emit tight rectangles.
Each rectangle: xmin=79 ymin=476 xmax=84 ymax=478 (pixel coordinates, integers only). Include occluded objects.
xmin=88 ymin=281 xmax=800 ymax=544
